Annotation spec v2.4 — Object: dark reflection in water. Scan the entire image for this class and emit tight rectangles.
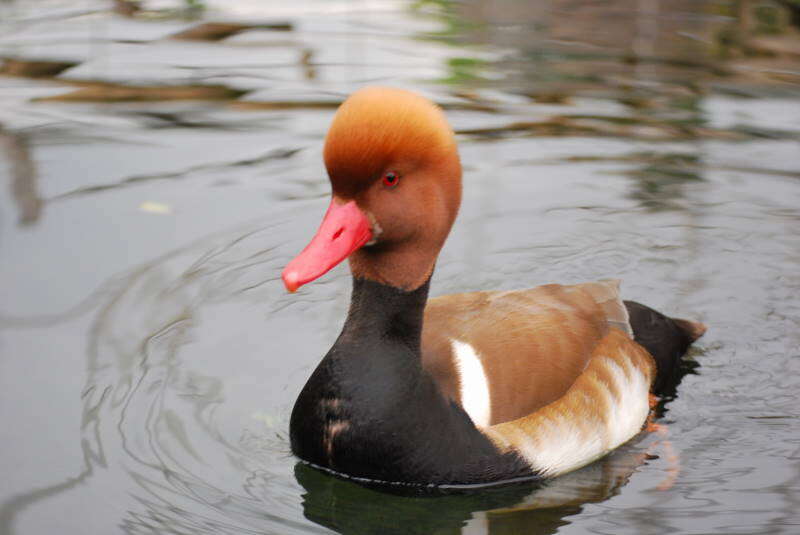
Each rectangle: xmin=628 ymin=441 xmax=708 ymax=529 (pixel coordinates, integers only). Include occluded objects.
xmin=295 ymin=446 xmax=654 ymax=535
xmin=297 ymin=464 xmax=545 ymax=535
xmin=0 ymin=127 xmax=41 ymax=225
xmin=433 ymin=0 xmax=798 ymax=96
xmin=621 ymin=152 xmax=706 ymax=212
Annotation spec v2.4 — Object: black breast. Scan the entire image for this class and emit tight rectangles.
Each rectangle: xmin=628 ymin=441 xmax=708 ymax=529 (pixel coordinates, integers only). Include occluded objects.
xmin=289 ymin=278 xmax=536 ymax=486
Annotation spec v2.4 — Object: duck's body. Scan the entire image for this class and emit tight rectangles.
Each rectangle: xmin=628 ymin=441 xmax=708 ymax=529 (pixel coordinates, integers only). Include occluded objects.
xmin=283 ymin=87 xmax=706 ymax=486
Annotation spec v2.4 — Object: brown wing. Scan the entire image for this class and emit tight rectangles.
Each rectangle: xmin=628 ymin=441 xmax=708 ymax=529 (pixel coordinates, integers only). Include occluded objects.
xmin=484 ymin=328 xmax=656 ymax=477
xmin=421 ymin=280 xmax=633 ymax=426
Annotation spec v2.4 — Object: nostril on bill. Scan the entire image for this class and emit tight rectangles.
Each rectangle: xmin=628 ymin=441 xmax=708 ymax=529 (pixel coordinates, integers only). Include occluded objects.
xmin=332 ymin=228 xmax=344 ymax=240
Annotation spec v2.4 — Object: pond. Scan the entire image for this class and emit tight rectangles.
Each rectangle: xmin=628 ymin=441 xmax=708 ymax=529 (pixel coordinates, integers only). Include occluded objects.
xmin=1 ymin=1 xmax=799 ymax=534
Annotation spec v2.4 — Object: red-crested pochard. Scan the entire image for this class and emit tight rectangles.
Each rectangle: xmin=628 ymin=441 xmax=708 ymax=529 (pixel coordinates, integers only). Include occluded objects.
xmin=282 ymin=87 xmax=706 ymax=486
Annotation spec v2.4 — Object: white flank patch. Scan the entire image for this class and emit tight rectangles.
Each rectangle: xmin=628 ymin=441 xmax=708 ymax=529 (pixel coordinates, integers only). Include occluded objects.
xmin=512 ymin=354 xmax=651 ymax=477
xmin=513 ymin=417 xmax=603 ymax=478
xmin=451 ymin=340 xmax=492 ymax=428
xmin=603 ymin=358 xmax=650 ymax=447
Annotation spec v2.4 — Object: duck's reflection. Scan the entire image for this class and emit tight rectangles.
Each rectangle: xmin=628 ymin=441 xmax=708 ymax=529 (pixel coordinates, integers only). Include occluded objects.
xmin=295 ymin=441 xmax=658 ymax=535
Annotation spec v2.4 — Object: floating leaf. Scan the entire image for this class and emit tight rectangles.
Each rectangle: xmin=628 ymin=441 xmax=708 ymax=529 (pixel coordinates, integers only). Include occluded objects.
xmin=139 ymin=201 xmax=172 ymax=214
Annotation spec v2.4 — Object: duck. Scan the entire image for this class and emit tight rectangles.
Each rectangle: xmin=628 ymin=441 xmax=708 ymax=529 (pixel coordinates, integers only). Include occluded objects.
xmin=281 ymin=87 xmax=706 ymax=487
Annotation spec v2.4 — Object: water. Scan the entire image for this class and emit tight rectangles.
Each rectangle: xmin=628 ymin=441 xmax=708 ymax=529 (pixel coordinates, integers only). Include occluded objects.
xmin=1 ymin=1 xmax=799 ymax=534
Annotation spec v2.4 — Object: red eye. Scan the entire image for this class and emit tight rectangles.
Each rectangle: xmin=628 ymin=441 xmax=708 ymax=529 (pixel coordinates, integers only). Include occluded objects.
xmin=382 ymin=172 xmax=399 ymax=188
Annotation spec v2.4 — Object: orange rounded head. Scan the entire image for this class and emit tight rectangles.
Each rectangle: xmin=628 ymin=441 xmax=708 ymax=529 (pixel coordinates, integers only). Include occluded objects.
xmin=282 ymin=87 xmax=462 ymax=292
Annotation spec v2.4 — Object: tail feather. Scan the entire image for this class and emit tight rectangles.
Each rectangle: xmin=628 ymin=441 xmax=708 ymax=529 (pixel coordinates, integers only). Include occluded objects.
xmin=623 ymin=300 xmax=706 ymax=395
xmin=672 ymin=318 xmax=708 ymax=342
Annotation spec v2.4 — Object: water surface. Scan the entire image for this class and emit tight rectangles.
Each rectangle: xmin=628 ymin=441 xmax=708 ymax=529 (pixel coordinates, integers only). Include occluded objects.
xmin=1 ymin=1 xmax=799 ymax=534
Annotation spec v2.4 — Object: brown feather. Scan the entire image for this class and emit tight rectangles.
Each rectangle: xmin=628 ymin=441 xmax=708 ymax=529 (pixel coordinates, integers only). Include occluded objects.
xmin=484 ymin=328 xmax=656 ymax=476
xmin=421 ymin=280 xmax=634 ymax=425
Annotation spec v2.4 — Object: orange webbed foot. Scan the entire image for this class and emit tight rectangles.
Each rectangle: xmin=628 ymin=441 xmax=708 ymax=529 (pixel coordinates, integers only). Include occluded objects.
xmin=644 ymin=408 xmax=680 ymax=491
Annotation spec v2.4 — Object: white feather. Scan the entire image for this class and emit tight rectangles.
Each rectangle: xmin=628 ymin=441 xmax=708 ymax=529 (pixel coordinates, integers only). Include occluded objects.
xmin=503 ymin=354 xmax=651 ymax=477
xmin=451 ymin=339 xmax=492 ymax=428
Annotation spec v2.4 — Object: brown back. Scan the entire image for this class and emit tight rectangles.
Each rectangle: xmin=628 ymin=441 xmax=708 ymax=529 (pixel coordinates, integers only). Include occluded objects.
xmin=421 ymin=280 xmax=631 ymax=425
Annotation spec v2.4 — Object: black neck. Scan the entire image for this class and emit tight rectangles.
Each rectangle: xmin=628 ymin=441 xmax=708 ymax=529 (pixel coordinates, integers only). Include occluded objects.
xmin=338 ymin=277 xmax=430 ymax=355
